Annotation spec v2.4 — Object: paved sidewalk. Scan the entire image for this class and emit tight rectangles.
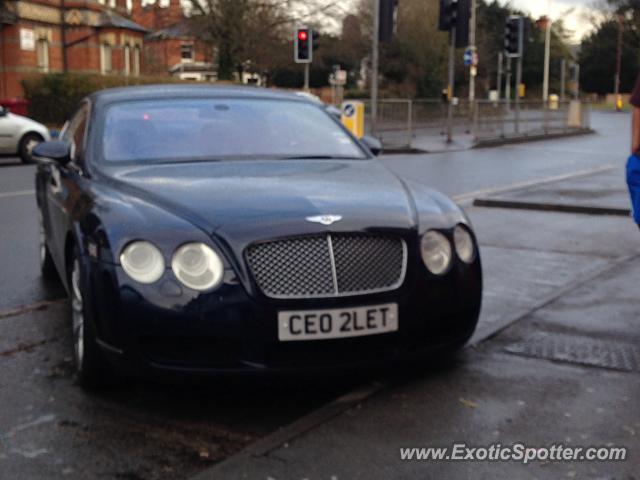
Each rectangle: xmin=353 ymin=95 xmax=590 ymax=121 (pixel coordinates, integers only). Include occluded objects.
xmin=194 ymin=259 xmax=640 ymax=479
xmin=193 ymin=169 xmax=640 ymax=480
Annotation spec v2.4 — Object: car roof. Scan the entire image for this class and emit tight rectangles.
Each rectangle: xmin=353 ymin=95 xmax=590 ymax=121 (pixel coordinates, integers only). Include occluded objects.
xmin=89 ymin=84 xmax=310 ymax=107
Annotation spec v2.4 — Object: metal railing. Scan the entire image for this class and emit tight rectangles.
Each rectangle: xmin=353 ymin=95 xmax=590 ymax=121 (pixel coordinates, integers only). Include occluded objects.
xmin=472 ymin=100 xmax=591 ymax=143
xmin=350 ymin=98 xmax=591 ymax=150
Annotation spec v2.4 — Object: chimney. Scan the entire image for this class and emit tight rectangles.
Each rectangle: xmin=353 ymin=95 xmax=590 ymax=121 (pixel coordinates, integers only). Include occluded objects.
xmin=131 ymin=0 xmax=143 ymax=20
xmin=166 ymin=0 xmax=183 ymax=26
xmin=115 ymin=0 xmax=128 ymax=14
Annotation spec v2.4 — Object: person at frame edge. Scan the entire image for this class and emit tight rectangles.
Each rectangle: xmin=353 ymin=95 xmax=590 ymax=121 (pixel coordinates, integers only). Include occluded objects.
xmin=628 ymin=75 xmax=640 ymax=229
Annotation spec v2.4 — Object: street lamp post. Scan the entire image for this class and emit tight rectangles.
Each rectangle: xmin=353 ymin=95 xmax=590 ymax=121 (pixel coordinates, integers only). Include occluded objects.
xmin=468 ymin=0 xmax=477 ymax=103
xmin=542 ymin=1 xmax=552 ymax=102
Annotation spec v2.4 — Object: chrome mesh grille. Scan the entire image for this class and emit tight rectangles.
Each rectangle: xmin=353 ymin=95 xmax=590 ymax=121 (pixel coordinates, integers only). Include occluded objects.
xmin=332 ymin=234 xmax=406 ymax=294
xmin=246 ymin=234 xmax=406 ymax=299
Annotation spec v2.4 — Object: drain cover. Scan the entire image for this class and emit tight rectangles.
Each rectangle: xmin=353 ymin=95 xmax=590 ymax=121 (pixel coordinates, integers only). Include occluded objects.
xmin=504 ymin=334 xmax=640 ymax=372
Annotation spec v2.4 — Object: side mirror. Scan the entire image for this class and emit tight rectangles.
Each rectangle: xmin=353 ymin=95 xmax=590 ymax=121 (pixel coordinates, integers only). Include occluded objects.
xmin=32 ymin=141 xmax=71 ymax=165
xmin=361 ymin=135 xmax=382 ymax=156
xmin=0 ymin=106 xmax=7 ymax=117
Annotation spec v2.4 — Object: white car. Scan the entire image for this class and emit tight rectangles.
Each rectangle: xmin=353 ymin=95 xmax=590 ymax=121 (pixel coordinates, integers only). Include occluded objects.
xmin=0 ymin=106 xmax=50 ymax=163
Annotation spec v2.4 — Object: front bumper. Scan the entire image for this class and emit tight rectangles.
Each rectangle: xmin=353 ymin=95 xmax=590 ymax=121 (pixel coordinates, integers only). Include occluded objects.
xmin=86 ymin=255 xmax=482 ymax=380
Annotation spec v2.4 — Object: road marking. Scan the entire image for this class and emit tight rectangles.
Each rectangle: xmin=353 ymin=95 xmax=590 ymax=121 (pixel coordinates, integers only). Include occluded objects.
xmin=452 ymin=164 xmax=618 ymax=205
xmin=0 ymin=189 xmax=35 ymax=199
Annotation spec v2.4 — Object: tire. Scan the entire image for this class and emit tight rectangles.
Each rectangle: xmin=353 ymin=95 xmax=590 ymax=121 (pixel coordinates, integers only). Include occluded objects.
xmin=19 ymin=132 xmax=43 ymax=164
xmin=68 ymin=246 xmax=118 ymax=389
xmin=38 ymin=209 xmax=59 ymax=282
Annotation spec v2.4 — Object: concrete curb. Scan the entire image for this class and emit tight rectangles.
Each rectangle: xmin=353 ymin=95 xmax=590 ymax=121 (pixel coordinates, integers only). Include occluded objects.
xmin=472 ymin=197 xmax=631 ymax=216
xmin=473 ymin=128 xmax=594 ymax=149
xmin=451 ymin=164 xmax=618 ymax=206
xmin=381 ymin=128 xmax=595 ymax=154
xmin=189 ymin=382 xmax=386 ymax=480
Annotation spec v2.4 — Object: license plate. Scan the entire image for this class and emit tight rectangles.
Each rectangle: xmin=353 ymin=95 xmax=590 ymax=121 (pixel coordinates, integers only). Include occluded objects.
xmin=278 ymin=303 xmax=398 ymax=342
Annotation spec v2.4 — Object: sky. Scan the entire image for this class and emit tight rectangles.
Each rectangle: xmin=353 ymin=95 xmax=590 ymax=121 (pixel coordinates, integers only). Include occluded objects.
xmin=501 ymin=0 xmax=604 ymax=42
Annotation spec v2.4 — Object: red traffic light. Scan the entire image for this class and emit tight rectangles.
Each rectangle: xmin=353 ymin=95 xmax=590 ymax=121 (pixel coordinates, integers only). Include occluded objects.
xmin=295 ymin=28 xmax=312 ymax=63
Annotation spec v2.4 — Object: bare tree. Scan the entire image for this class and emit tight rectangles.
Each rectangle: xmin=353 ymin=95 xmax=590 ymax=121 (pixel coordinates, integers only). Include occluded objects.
xmin=185 ymin=0 xmax=345 ymax=80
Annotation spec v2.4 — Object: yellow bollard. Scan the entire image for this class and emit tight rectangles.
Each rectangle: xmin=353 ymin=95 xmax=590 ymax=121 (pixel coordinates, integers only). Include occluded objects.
xmin=341 ymin=101 xmax=365 ymax=139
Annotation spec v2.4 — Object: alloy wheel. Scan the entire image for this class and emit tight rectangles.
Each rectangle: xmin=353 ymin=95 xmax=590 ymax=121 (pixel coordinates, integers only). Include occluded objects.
xmin=71 ymin=259 xmax=85 ymax=370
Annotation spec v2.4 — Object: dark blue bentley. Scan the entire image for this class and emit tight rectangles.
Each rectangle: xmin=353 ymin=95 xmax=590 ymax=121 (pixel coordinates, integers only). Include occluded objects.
xmin=33 ymin=85 xmax=482 ymax=388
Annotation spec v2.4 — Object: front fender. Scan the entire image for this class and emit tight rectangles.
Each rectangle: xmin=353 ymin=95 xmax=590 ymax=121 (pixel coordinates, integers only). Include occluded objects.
xmin=402 ymin=179 xmax=470 ymax=233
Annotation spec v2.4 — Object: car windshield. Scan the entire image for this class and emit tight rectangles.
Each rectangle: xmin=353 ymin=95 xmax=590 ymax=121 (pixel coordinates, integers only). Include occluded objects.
xmin=101 ymin=98 xmax=367 ymax=162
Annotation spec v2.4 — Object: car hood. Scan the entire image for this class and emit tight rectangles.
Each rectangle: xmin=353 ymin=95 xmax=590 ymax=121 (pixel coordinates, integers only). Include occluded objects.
xmin=104 ymin=159 xmax=419 ymax=245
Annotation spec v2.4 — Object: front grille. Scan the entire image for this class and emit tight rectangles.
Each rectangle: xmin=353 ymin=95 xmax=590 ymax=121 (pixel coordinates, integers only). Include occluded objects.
xmin=246 ymin=233 xmax=407 ymax=299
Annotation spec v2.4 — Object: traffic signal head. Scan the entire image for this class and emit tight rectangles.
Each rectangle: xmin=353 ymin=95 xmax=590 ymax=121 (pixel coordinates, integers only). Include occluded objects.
xmin=504 ymin=16 xmax=521 ymax=56
xmin=295 ymin=27 xmax=312 ymax=63
xmin=312 ymin=30 xmax=320 ymax=52
xmin=379 ymin=0 xmax=399 ymax=42
xmin=438 ymin=0 xmax=457 ymax=32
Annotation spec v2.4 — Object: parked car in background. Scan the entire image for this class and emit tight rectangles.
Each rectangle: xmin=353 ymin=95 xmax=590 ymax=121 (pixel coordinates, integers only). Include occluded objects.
xmin=0 ymin=106 xmax=50 ymax=163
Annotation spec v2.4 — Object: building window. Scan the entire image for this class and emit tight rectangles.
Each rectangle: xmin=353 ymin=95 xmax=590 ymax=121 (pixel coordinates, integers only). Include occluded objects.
xmin=133 ymin=46 xmax=140 ymax=76
xmin=181 ymin=43 xmax=194 ymax=62
xmin=124 ymin=45 xmax=131 ymax=76
xmin=100 ymin=43 xmax=112 ymax=75
xmin=36 ymin=39 xmax=49 ymax=72
xmin=108 ymin=0 xmax=116 ymax=7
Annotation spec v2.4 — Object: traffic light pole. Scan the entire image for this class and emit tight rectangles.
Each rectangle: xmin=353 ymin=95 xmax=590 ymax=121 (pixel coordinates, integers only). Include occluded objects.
xmin=497 ymin=52 xmax=503 ymax=103
xmin=514 ymin=18 xmax=523 ymax=134
xmin=371 ymin=0 xmax=380 ymax=134
xmin=446 ymin=25 xmax=456 ymax=144
xmin=304 ymin=63 xmax=310 ymax=91
xmin=560 ymin=58 xmax=566 ymax=102
xmin=468 ymin=0 xmax=477 ymax=103
xmin=542 ymin=14 xmax=551 ymax=102
xmin=505 ymin=57 xmax=511 ymax=112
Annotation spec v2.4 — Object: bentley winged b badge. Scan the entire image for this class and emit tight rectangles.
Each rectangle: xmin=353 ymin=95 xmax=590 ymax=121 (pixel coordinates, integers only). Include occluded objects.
xmin=305 ymin=215 xmax=343 ymax=226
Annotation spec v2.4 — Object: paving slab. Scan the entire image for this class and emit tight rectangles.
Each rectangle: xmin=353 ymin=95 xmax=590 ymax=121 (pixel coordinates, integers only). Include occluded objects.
xmin=474 ymin=168 xmax=632 ymax=216
xmin=494 ymin=257 xmax=640 ymax=356
xmin=468 ymin=206 xmax=640 ymax=258
xmin=194 ymin=250 xmax=640 ymax=480
xmin=196 ymin=350 xmax=639 ymax=480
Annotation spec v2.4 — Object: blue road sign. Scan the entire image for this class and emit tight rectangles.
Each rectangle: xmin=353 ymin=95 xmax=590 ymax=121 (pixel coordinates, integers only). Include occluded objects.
xmin=463 ymin=49 xmax=473 ymax=66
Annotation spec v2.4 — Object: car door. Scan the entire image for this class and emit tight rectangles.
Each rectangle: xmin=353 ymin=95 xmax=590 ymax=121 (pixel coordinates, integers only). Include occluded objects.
xmin=0 ymin=108 xmax=17 ymax=153
xmin=44 ymin=103 xmax=90 ymax=274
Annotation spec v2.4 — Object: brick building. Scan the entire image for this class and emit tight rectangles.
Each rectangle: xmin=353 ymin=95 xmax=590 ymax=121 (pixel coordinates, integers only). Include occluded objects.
xmin=131 ymin=0 xmax=214 ymax=81
xmin=0 ymin=0 xmax=149 ymax=99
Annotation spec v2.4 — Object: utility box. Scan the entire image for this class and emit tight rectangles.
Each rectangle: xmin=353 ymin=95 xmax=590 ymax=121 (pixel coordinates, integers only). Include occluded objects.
xmin=567 ymin=100 xmax=582 ymax=128
xmin=341 ymin=101 xmax=365 ymax=139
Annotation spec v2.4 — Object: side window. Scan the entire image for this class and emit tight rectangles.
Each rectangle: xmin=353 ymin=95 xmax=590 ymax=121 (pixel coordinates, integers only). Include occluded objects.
xmin=62 ymin=104 xmax=89 ymax=163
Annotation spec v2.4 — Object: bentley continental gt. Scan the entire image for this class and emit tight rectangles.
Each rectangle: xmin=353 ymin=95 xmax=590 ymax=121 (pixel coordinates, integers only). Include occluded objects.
xmin=33 ymin=85 xmax=482 ymax=387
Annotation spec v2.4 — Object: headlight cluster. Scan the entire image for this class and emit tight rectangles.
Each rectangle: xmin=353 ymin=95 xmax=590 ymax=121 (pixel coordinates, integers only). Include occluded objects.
xmin=420 ymin=225 xmax=475 ymax=275
xmin=120 ymin=241 xmax=224 ymax=291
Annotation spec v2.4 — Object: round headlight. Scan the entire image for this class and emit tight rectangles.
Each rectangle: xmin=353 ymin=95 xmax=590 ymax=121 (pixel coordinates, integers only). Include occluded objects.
xmin=120 ymin=241 xmax=165 ymax=284
xmin=420 ymin=231 xmax=452 ymax=275
xmin=454 ymin=225 xmax=475 ymax=263
xmin=171 ymin=243 xmax=224 ymax=291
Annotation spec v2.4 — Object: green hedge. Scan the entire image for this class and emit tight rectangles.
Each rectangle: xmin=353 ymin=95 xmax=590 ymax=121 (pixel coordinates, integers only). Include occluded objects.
xmin=21 ymin=73 xmax=188 ymax=126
